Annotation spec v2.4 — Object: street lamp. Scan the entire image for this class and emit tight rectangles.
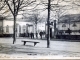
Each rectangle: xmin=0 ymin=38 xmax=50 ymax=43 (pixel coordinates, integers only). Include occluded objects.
xmin=72 ymin=22 xmax=77 ymax=35
xmin=62 ymin=23 xmax=66 ymax=34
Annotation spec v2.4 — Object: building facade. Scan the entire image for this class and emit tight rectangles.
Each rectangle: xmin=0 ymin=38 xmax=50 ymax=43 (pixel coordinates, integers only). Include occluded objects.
xmin=0 ymin=19 xmax=34 ymax=37
xmin=56 ymin=14 xmax=80 ymax=40
xmin=0 ymin=19 xmax=46 ymax=38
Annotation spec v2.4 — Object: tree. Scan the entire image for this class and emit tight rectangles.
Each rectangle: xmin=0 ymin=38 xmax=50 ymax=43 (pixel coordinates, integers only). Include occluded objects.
xmin=26 ymin=10 xmax=45 ymax=38
xmin=31 ymin=12 xmax=39 ymax=39
xmin=4 ymin=0 xmax=36 ymax=44
xmin=46 ymin=0 xmax=51 ymax=48
xmin=39 ymin=0 xmax=78 ymax=48
xmin=51 ymin=5 xmax=68 ymax=36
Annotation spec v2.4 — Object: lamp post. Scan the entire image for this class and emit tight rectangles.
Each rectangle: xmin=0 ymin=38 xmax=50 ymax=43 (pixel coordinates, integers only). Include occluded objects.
xmin=68 ymin=16 xmax=71 ymax=40
xmin=72 ymin=22 xmax=77 ymax=35
xmin=62 ymin=23 xmax=66 ymax=32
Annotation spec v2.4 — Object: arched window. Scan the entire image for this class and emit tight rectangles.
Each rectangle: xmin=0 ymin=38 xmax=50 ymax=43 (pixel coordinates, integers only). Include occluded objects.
xmin=72 ymin=23 xmax=77 ymax=27
xmin=23 ymin=25 xmax=26 ymax=33
xmin=62 ymin=24 xmax=66 ymax=27
xmin=16 ymin=23 xmax=18 ymax=32
xmin=6 ymin=25 xmax=9 ymax=33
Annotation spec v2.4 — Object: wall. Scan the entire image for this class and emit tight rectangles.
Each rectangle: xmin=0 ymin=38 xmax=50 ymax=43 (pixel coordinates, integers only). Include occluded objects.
xmin=3 ymin=20 xmax=13 ymax=34
xmin=2 ymin=20 xmax=34 ymax=37
xmin=58 ymin=22 xmax=80 ymax=35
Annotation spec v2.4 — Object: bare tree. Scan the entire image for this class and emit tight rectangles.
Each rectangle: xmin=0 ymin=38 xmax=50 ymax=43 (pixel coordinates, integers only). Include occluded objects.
xmin=32 ymin=13 xmax=39 ymax=38
xmin=4 ymin=0 xmax=36 ymax=44
xmin=39 ymin=0 xmax=78 ymax=48
xmin=27 ymin=11 xmax=44 ymax=38
xmin=46 ymin=0 xmax=51 ymax=48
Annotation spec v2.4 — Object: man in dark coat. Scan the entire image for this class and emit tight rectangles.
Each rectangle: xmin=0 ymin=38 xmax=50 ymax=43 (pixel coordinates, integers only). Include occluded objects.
xmin=30 ymin=32 xmax=34 ymax=39
xmin=39 ymin=31 xmax=43 ymax=39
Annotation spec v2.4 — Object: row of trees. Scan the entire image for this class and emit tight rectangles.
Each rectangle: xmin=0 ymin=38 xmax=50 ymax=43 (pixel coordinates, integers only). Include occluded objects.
xmin=0 ymin=0 xmax=80 ymax=48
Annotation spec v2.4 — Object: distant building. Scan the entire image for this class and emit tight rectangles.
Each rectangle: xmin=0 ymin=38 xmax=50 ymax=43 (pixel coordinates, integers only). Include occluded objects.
xmin=56 ymin=14 xmax=80 ymax=40
xmin=0 ymin=19 xmax=34 ymax=37
xmin=1 ymin=14 xmax=80 ymax=40
xmin=0 ymin=18 xmax=46 ymax=37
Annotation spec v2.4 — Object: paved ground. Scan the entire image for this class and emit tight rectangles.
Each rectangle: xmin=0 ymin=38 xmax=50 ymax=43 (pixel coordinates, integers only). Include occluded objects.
xmin=0 ymin=37 xmax=80 ymax=59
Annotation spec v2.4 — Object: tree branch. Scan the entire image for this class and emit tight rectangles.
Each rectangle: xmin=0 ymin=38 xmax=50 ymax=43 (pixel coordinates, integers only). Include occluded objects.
xmin=5 ymin=0 xmax=14 ymax=15
xmin=16 ymin=0 xmax=21 ymax=15
xmin=0 ymin=3 xmax=5 ymax=11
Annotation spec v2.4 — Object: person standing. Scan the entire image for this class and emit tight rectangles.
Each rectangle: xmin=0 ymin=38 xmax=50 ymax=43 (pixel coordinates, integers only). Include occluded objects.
xmin=30 ymin=32 xmax=34 ymax=39
xmin=39 ymin=31 xmax=43 ymax=39
xmin=32 ymin=32 xmax=34 ymax=39
xmin=30 ymin=32 xmax=32 ymax=39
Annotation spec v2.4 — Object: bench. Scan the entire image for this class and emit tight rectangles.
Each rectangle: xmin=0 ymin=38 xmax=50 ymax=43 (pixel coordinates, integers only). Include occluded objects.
xmin=22 ymin=41 xmax=39 ymax=46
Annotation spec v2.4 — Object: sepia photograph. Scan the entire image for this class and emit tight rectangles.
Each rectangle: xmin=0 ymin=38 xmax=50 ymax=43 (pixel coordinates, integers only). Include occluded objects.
xmin=0 ymin=0 xmax=80 ymax=59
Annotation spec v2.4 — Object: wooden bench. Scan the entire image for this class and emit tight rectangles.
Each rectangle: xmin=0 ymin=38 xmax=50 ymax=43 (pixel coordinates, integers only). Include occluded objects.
xmin=22 ymin=41 xmax=39 ymax=46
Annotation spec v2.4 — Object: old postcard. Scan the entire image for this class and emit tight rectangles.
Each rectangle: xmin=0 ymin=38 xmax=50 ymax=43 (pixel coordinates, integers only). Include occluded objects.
xmin=0 ymin=0 xmax=80 ymax=59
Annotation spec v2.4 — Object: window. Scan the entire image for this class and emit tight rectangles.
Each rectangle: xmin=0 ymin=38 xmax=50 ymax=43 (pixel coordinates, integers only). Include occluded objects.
xmin=62 ymin=24 xmax=66 ymax=27
xmin=23 ymin=29 xmax=25 ymax=33
xmin=23 ymin=25 xmax=26 ymax=33
xmin=72 ymin=23 xmax=77 ymax=27
xmin=19 ymin=25 xmax=21 ymax=33
xmin=6 ymin=25 xmax=9 ymax=33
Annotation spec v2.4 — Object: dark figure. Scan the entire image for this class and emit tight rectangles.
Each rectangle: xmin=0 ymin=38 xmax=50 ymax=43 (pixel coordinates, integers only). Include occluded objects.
xmin=30 ymin=32 xmax=34 ymax=39
xmin=27 ymin=33 xmax=29 ymax=37
xmin=39 ymin=32 xmax=43 ymax=39
xmin=36 ymin=33 xmax=38 ymax=38
xmin=32 ymin=33 xmax=34 ymax=38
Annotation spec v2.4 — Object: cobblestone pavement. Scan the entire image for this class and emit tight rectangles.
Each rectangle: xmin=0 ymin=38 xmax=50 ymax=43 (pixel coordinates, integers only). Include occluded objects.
xmin=0 ymin=38 xmax=80 ymax=59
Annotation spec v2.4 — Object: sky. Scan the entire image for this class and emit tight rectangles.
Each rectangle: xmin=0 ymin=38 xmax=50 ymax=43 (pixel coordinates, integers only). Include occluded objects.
xmin=18 ymin=0 xmax=80 ymax=21
xmin=0 ymin=0 xmax=80 ymax=22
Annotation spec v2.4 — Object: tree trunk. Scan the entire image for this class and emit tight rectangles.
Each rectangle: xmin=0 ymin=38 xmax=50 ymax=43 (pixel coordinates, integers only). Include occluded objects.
xmin=35 ymin=23 xmax=38 ymax=38
xmin=13 ymin=15 xmax=16 ymax=44
xmin=47 ymin=0 xmax=51 ymax=48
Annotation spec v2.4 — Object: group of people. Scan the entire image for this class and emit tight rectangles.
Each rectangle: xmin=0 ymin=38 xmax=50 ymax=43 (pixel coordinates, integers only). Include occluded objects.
xmin=29 ymin=31 xmax=45 ymax=39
